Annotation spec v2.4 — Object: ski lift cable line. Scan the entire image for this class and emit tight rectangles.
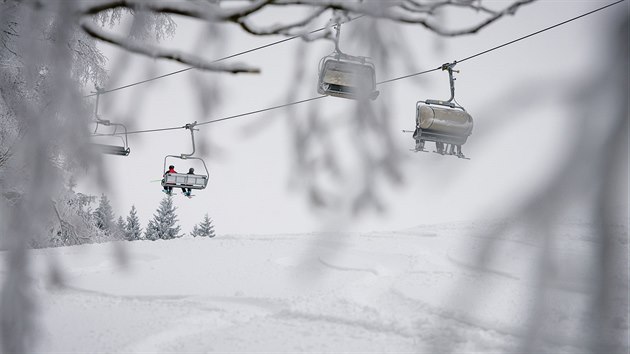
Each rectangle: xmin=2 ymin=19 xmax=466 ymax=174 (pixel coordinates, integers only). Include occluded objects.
xmin=375 ymin=0 xmax=626 ymax=86
xmin=457 ymin=0 xmax=626 ymax=64
xmin=111 ymin=0 xmax=624 ymax=136
xmin=106 ymin=96 xmax=328 ymax=136
xmin=85 ymin=15 xmax=366 ymax=98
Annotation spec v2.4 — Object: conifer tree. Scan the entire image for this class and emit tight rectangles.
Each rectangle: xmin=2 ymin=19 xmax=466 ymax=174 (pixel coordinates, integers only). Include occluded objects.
xmin=191 ymin=214 xmax=216 ymax=238
xmin=144 ymin=219 xmax=158 ymax=241
xmin=145 ymin=196 xmax=181 ymax=240
xmin=94 ymin=194 xmax=115 ymax=234
xmin=115 ymin=216 xmax=126 ymax=240
xmin=125 ymin=205 xmax=143 ymax=241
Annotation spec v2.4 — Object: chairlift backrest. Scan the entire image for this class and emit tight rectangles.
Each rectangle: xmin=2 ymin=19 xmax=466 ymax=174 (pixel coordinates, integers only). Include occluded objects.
xmin=162 ymin=172 xmax=208 ymax=190
xmin=317 ymin=21 xmax=379 ymax=101
xmin=318 ymin=55 xmax=379 ymax=100
xmin=414 ymin=103 xmax=473 ymax=146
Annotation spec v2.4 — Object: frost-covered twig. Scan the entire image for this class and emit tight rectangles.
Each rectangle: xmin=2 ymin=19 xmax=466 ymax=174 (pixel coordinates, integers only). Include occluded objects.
xmin=78 ymin=0 xmax=273 ymax=22
xmin=236 ymin=7 xmax=328 ymax=36
xmin=251 ymin=0 xmax=536 ymax=36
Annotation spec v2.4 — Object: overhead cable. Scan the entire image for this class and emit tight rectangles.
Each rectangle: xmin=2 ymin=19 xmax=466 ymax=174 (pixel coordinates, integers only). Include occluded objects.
xmin=86 ymin=15 xmax=365 ymax=97
xmin=457 ymin=0 xmax=625 ymax=64
xmin=112 ymin=0 xmax=624 ymax=136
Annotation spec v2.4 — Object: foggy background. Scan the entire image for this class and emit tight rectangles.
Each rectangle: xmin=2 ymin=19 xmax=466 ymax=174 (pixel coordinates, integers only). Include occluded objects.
xmin=82 ymin=1 xmax=625 ymax=235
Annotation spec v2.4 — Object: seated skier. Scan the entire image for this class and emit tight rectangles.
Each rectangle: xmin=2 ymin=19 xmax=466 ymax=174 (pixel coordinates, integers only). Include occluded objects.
xmin=162 ymin=165 xmax=177 ymax=195
xmin=182 ymin=168 xmax=195 ymax=197
xmin=162 ymin=165 xmax=187 ymax=196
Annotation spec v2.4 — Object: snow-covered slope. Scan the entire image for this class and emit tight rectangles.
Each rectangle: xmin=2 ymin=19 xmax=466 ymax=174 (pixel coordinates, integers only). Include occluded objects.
xmin=3 ymin=220 xmax=628 ymax=353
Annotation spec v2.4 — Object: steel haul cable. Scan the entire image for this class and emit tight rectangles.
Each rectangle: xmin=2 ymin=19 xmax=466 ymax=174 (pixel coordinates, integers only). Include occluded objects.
xmin=93 ymin=0 xmax=624 ymax=136
xmin=86 ymin=15 xmax=365 ymax=98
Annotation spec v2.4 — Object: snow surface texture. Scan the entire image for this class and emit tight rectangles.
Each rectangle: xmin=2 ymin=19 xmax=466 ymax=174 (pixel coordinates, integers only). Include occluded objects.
xmin=3 ymin=220 xmax=628 ymax=353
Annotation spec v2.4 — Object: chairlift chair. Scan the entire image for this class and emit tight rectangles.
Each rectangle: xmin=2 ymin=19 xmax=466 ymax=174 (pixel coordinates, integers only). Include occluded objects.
xmin=412 ymin=62 xmax=473 ymax=158
xmin=161 ymin=157 xmax=209 ymax=191
xmin=92 ymin=120 xmax=131 ymax=156
xmin=90 ymin=89 xmax=131 ymax=156
xmin=317 ymin=23 xmax=379 ymax=101
xmin=161 ymin=122 xmax=209 ymax=192
xmin=318 ymin=54 xmax=379 ymax=100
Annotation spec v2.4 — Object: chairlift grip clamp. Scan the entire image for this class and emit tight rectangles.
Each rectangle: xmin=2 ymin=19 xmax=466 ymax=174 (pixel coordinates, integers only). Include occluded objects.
xmin=184 ymin=121 xmax=199 ymax=131
xmin=441 ymin=61 xmax=459 ymax=73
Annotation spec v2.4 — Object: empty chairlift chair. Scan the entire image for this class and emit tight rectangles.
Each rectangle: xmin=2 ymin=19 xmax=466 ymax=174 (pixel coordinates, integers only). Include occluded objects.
xmin=411 ymin=62 xmax=473 ymax=159
xmin=317 ymin=23 xmax=379 ymax=101
xmin=90 ymin=89 xmax=131 ymax=156
xmin=92 ymin=120 xmax=131 ymax=156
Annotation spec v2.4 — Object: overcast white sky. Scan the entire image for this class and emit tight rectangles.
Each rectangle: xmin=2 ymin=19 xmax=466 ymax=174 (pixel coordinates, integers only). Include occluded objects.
xmin=80 ymin=1 xmax=626 ymax=235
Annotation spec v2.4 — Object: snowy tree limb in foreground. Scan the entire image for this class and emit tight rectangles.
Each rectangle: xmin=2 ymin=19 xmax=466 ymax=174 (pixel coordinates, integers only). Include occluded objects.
xmin=77 ymin=0 xmax=536 ymax=38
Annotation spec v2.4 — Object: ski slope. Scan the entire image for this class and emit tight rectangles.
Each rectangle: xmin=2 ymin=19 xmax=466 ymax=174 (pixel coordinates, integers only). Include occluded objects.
xmin=6 ymin=220 xmax=628 ymax=353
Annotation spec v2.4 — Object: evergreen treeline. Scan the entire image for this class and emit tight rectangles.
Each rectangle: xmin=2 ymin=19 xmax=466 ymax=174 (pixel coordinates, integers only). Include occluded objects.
xmin=41 ymin=189 xmax=215 ymax=248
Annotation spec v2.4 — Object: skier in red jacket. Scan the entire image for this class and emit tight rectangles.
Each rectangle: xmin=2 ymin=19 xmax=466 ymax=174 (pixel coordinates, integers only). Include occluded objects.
xmin=162 ymin=165 xmax=177 ymax=195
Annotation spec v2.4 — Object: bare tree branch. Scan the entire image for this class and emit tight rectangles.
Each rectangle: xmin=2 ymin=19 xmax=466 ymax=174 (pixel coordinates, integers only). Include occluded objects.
xmin=79 ymin=19 xmax=260 ymax=74
xmin=236 ymin=7 xmax=328 ymax=36
xmin=78 ymin=0 xmax=274 ymax=22
xmin=77 ymin=0 xmax=538 ymax=49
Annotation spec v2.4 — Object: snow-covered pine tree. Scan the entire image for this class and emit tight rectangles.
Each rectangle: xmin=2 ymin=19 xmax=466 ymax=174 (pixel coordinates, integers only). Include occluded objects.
xmin=145 ymin=196 xmax=181 ymax=240
xmin=115 ymin=216 xmax=126 ymax=240
xmin=144 ymin=219 xmax=158 ymax=241
xmin=191 ymin=214 xmax=215 ymax=238
xmin=94 ymin=194 xmax=115 ymax=234
xmin=125 ymin=205 xmax=142 ymax=241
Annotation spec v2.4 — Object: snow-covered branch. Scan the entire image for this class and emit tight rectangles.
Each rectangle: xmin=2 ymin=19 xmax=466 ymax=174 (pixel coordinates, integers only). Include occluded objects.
xmin=80 ymin=19 xmax=260 ymax=74
xmin=75 ymin=0 xmax=536 ymax=72
xmin=78 ymin=0 xmax=537 ymax=38
xmin=78 ymin=0 xmax=273 ymax=22
xmin=246 ymin=0 xmax=536 ymax=36
xmin=236 ymin=7 xmax=328 ymax=36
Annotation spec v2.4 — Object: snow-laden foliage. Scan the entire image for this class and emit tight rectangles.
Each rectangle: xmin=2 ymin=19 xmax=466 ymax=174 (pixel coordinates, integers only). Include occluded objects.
xmin=47 ymin=190 xmax=104 ymax=248
xmin=191 ymin=214 xmax=215 ymax=238
xmin=124 ymin=205 xmax=143 ymax=241
xmin=145 ymin=196 xmax=181 ymax=241
xmin=39 ymin=186 xmax=119 ymax=248
xmin=0 ymin=2 xmax=176 ymax=352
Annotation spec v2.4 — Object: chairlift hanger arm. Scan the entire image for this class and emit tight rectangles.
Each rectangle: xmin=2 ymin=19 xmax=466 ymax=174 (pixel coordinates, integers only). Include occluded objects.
xmin=441 ymin=61 xmax=459 ymax=103
xmin=94 ymin=87 xmax=102 ymax=119
xmin=181 ymin=121 xmax=199 ymax=159
xmin=422 ymin=61 xmax=465 ymax=110
xmin=333 ymin=23 xmax=343 ymax=55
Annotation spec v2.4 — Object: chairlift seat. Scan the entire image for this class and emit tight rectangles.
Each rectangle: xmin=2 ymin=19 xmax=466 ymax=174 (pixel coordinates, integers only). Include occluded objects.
xmin=318 ymin=57 xmax=378 ymax=100
xmin=91 ymin=118 xmax=130 ymax=157
xmin=161 ymin=173 xmax=208 ymax=190
xmin=92 ymin=143 xmax=130 ymax=156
